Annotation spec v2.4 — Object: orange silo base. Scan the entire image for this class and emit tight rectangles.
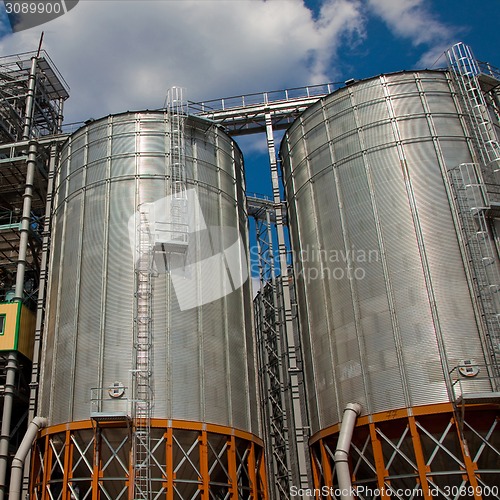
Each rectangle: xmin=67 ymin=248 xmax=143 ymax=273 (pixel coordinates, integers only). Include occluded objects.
xmin=309 ymin=403 xmax=500 ymax=499
xmin=30 ymin=419 xmax=269 ymax=499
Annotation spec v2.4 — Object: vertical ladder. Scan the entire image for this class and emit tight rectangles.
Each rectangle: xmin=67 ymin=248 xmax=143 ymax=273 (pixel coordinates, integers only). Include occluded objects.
xmin=449 ymin=165 xmax=500 ymax=379
xmin=446 ymin=42 xmax=500 ymax=169
xmin=133 ymin=208 xmax=154 ymax=499
xmin=167 ymin=87 xmax=188 ymax=248
xmin=446 ymin=43 xmax=500 ymax=382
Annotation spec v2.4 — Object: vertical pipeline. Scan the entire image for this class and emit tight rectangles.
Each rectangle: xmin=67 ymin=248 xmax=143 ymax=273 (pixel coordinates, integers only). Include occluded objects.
xmin=0 ymin=56 xmax=38 ymax=500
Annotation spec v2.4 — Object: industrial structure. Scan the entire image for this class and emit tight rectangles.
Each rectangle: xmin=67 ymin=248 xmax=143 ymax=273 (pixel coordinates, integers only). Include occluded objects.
xmin=0 ymin=41 xmax=498 ymax=500
xmin=0 ymin=50 xmax=68 ymax=500
xmin=279 ymin=44 xmax=500 ymax=495
xmin=32 ymin=107 xmax=267 ymax=498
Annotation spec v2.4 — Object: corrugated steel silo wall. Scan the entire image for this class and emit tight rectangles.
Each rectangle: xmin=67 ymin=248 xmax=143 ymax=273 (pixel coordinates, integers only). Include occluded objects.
xmin=280 ymin=71 xmax=490 ymax=434
xmin=40 ymin=112 xmax=259 ymax=434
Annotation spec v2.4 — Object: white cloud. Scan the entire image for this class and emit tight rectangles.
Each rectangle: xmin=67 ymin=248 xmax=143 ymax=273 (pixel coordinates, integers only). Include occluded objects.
xmin=366 ymin=0 xmax=451 ymax=44
xmin=0 ymin=0 xmax=365 ymax=123
xmin=365 ymin=0 xmax=456 ymax=67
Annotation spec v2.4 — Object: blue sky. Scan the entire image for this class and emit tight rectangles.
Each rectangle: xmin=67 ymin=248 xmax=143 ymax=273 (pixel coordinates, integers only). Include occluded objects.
xmin=0 ymin=0 xmax=498 ymax=198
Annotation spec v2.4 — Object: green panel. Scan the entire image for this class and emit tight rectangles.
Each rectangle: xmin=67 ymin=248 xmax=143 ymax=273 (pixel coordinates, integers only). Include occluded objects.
xmin=14 ymin=301 xmax=21 ymax=350
xmin=0 ymin=314 xmax=6 ymax=335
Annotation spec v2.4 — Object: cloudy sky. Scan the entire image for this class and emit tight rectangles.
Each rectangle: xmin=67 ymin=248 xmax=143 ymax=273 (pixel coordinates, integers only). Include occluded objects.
xmin=0 ymin=0 xmax=498 ymax=195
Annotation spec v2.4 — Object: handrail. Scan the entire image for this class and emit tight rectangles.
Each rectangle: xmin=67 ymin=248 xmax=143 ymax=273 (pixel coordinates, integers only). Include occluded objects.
xmin=449 ymin=363 xmax=500 ymax=400
xmin=478 ymin=60 xmax=500 ymax=81
xmin=189 ymin=81 xmax=341 ymax=115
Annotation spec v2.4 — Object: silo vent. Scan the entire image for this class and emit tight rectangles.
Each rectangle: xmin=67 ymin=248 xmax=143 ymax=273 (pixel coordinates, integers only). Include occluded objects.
xmin=108 ymin=381 xmax=125 ymax=398
xmin=458 ymin=360 xmax=480 ymax=377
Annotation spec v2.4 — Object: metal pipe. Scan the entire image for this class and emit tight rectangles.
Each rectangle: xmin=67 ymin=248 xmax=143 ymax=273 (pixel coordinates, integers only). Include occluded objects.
xmin=23 ymin=143 xmax=59 ymax=499
xmin=0 ymin=55 xmax=39 ymax=500
xmin=15 ymin=53 xmax=39 ymax=301
xmin=22 ymin=57 xmax=38 ymax=141
xmin=13 ymin=141 xmax=38 ymax=301
xmin=8 ymin=417 xmax=47 ymax=500
xmin=0 ymin=353 xmax=19 ymax=500
xmin=334 ymin=403 xmax=362 ymax=500
xmin=0 ymin=133 xmax=69 ymax=154
xmin=57 ymin=97 xmax=65 ymax=133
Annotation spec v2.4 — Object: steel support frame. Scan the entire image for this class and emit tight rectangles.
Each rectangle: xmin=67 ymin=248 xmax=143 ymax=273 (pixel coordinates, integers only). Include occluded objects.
xmin=310 ymin=405 xmax=500 ymax=500
xmin=30 ymin=420 xmax=269 ymax=500
xmin=0 ymin=49 xmax=68 ymax=498
xmin=264 ymin=113 xmax=310 ymax=492
xmin=0 ymin=55 xmax=39 ymax=500
xmin=248 ymin=114 xmax=312 ymax=497
xmin=252 ymin=203 xmax=292 ymax=499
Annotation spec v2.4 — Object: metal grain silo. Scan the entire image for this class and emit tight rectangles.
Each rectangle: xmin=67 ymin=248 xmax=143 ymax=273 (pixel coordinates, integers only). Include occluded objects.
xmin=31 ymin=110 xmax=268 ymax=499
xmin=280 ymin=68 xmax=500 ymax=495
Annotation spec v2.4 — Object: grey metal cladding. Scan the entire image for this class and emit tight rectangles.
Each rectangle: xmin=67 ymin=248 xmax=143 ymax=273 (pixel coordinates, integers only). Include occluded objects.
xmin=41 ymin=111 xmax=258 ymax=435
xmin=280 ymin=71 xmax=488 ymax=434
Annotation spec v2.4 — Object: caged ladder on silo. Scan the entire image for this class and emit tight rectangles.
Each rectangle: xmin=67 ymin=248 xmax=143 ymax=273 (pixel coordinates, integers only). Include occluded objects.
xmin=133 ymin=208 xmax=154 ymax=499
xmin=446 ymin=42 xmax=500 ymax=170
xmin=167 ymin=86 xmax=189 ymax=247
xmin=449 ymin=164 xmax=500 ymax=380
xmin=447 ymin=42 xmax=500 ymax=387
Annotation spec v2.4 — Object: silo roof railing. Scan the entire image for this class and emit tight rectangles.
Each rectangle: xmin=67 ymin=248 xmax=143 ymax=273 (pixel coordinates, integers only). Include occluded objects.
xmin=478 ymin=59 xmax=500 ymax=81
xmin=189 ymin=82 xmax=341 ymax=114
xmin=477 ymin=60 xmax=500 ymax=93
xmin=189 ymin=82 xmax=343 ymax=136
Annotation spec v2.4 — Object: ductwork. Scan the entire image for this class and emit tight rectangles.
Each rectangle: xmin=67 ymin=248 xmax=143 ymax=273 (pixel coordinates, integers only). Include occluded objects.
xmin=9 ymin=416 xmax=47 ymax=500
xmin=334 ymin=403 xmax=362 ymax=499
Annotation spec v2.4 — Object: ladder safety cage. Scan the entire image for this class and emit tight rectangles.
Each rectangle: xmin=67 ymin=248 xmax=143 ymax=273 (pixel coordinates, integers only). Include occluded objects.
xmin=449 ymin=165 xmax=500 ymax=383
xmin=446 ymin=42 xmax=500 ymax=171
xmin=132 ymin=207 xmax=155 ymax=499
xmin=446 ymin=42 xmax=500 ymax=387
xmin=164 ymin=87 xmax=189 ymax=254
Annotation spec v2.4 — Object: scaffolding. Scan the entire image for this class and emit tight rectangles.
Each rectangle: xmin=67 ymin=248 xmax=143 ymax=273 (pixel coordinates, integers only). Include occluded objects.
xmin=0 ymin=50 xmax=69 ymax=499
xmin=249 ymin=196 xmax=291 ymax=497
xmin=0 ymin=51 xmax=66 ymax=143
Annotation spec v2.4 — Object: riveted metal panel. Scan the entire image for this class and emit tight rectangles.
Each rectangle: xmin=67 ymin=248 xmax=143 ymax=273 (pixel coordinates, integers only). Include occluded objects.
xmin=41 ymin=112 xmax=259 ymax=435
xmin=281 ymin=70 xmax=489 ymax=435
